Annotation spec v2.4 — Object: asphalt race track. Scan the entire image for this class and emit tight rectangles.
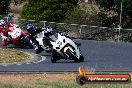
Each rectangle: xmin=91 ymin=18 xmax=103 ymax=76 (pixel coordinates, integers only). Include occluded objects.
xmin=1 ymin=37 xmax=132 ymax=72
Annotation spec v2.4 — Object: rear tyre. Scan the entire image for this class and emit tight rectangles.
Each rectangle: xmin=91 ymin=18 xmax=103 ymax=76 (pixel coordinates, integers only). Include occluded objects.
xmin=20 ymin=35 xmax=33 ymax=49
xmin=51 ymin=50 xmax=60 ymax=63
xmin=51 ymin=57 xmax=57 ymax=63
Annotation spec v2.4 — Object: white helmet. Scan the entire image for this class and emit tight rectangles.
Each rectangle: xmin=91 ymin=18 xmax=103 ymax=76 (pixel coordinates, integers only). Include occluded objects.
xmin=0 ymin=19 xmax=5 ymax=26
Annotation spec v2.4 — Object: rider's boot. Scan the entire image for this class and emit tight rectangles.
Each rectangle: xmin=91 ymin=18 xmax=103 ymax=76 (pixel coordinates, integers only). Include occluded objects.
xmin=35 ymin=45 xmax=44 ymax=54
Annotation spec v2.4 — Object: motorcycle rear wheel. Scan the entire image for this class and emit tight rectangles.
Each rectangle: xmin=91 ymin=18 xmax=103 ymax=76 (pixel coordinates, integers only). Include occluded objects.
xmin=51 ymin=50 xmax=60 ymax=63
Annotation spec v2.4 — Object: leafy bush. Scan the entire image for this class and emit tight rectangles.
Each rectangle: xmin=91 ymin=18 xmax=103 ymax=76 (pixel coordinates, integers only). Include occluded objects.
xmin=64 ymin=4 xmax=99 ymax=26
xmin=20 ymin=0 xmax=78 ymax=22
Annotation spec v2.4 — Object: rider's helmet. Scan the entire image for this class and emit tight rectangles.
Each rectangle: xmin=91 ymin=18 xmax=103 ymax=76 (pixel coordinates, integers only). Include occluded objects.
xmin=0 ymin=19 xmax=5 ymax=27
xmin=44 ymin=27 xmax=53 ymax=37
xmin=26 ymin=24 xmax=36 ymax=35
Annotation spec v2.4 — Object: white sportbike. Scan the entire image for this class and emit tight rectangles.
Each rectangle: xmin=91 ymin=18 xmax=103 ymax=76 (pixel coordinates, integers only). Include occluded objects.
xmin=36 ymin=31 xmax=84 ymax=63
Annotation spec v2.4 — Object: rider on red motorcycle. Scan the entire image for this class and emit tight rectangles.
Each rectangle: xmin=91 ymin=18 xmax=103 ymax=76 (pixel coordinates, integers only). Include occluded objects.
xmin=0 ymin=19 xmax=23 ymax=46
xmin=0 ymin=19 xmax=12 ymax=46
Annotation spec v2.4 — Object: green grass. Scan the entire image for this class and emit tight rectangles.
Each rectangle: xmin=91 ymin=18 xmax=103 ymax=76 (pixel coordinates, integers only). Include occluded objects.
xmin=0 ymin=80 xmax=131 ymax=88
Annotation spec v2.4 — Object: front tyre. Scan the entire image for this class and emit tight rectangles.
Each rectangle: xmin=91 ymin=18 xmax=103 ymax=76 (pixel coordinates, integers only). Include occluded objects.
xmin=79 ymin=55 xmax=84 ymax=62
xmin=20 ymin=35 xmax=33 ymax=49
xmin=66 ymin=49 xmax=83 ymax=63
xmin=74 ymin=55 xmax=84 ymax=63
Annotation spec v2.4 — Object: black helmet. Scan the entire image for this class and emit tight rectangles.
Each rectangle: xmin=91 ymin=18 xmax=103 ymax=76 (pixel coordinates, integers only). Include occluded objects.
xmin=44 ymin=27 xmax=53 ymax=37
xmin=26 ymin=24 xmax=36 ymax=35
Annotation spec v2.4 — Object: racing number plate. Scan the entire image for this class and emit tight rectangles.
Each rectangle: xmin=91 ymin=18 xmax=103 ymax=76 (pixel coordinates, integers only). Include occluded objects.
xmin=11 ymin=28 xmax=21 ymax=38
xmin=57 ymin=41 xmax=62 ymax=47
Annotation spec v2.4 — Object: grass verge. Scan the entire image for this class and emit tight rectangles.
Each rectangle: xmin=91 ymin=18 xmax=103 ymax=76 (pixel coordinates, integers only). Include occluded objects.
xmin=0 ymin=48 xmax=29 ymax=63
xmin=0 ymin=73 xmax=131 ymax=88
xmin=0 ymin=80 xmax=132 ymax=88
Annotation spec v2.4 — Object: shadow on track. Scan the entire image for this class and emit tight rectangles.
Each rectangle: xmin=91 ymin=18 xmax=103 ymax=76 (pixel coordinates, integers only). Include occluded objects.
xmin=52 ymin=60 xmax=87 ymax=63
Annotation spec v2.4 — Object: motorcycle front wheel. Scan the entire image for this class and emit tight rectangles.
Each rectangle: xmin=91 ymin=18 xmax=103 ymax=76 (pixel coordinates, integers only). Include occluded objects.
xmin=65 ymin=49 xmax=84 ymax=63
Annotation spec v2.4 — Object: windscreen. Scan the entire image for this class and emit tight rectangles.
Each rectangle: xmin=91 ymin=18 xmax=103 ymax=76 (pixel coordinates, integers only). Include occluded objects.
xmin=50 ymin=32 xmax=58 ymax=42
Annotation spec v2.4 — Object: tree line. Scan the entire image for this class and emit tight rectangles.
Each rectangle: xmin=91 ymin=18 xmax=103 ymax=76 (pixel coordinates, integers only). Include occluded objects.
xmin=0 ymin=0 xmax=132 ymax=28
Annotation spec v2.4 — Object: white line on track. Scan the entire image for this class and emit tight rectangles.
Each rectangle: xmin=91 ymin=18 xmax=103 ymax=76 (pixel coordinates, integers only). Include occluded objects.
xmin=33 ymin=56 xmax=46 ymax=64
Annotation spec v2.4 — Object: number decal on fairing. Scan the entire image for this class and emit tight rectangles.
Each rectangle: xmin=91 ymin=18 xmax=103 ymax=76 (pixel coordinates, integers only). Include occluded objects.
xmin=11 ymin=28 xmax=21 ymax=38
xmin=57 ymin=41 xmax=62 ymax=47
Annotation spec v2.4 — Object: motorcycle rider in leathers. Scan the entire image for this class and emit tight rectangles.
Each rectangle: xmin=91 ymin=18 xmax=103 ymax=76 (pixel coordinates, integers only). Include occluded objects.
xmin=26 ymin=24 xmax=53 ymax=54
xmin=26 ymin=24 xmax=81 ymax=54
xmin=0 ymin=19 xmax=13 ymax=46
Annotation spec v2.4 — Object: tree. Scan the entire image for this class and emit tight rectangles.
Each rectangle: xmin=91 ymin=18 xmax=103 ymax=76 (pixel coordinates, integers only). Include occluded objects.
xmin=96 ymin=0 xmax=132 ymax=28
xmin=0 ymin=0 xmax=11 ymax=15
xmin=20 ymin=0 xmax=78 ymax=22
xmin=65 ymin=6 xmax=99 ymax=26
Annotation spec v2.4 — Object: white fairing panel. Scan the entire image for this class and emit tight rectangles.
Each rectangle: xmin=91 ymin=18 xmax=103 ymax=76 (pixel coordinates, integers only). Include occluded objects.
xmin=9 ymin=26 xmax=22 ymax=39
xmin=36 ymin=32 xmax=44 ymax=46
xmin=50 ymin=33 xmax=80 ymax=59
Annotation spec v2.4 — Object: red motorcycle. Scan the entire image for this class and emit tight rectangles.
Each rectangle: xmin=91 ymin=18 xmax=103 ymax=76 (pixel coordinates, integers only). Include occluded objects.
xmin=4 ymin=24 xmax=33 ymax=49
